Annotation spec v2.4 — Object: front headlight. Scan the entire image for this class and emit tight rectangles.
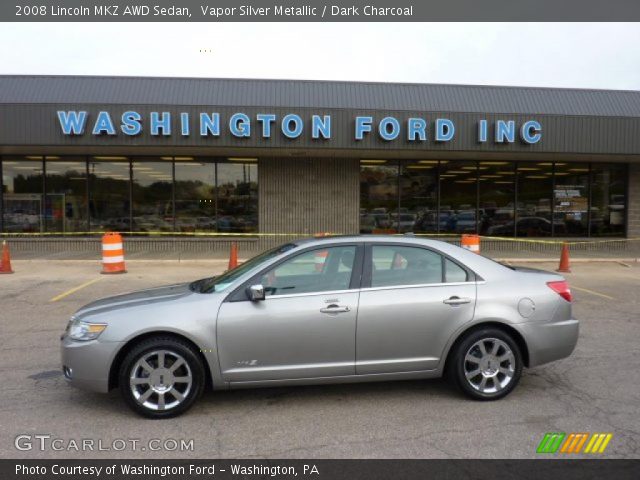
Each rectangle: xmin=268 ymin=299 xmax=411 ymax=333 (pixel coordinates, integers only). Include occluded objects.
xmin=67 ymin=316 xmax=107 ymax=341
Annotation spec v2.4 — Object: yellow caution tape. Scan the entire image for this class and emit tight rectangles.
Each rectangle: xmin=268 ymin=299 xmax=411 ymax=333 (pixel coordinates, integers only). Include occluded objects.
xmin=1 ymin=231 xmax=639 ymax=246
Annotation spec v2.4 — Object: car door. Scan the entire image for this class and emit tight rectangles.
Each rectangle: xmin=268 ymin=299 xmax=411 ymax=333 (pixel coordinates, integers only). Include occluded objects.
xmin=217 ymin=244 xmax=363 ymax=382
xmin=356 ymin=243 xmax=476 ymax=375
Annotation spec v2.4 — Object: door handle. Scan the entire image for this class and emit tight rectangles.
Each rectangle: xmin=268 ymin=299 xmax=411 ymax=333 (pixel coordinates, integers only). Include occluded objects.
xmin=443 ymin=296 xmax=472 ymax=306
xmin=320 ymin=304 xmax=351 ymax=314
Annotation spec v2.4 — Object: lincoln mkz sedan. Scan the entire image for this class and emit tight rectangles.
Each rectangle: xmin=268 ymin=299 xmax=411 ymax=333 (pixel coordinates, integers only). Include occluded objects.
xmin=61 ymin=236 xmax=578 ymax=418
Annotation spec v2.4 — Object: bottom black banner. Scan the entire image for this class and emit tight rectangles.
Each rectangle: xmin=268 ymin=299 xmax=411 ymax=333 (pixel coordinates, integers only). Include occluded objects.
xmin=3 ymin=459 xmax=640 ymax=480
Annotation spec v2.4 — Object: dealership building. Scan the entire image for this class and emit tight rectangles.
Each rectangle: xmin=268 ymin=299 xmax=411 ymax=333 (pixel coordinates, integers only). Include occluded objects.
xmin=0 ymin=75 xmax=639 ymax=254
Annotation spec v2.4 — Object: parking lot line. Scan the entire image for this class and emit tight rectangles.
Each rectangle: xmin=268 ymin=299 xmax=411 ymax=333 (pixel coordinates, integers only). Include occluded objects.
xmin=50 ymin=277 xmax=102 ymax=303
xmin=570 ymin=285 xmax=615 ymax=300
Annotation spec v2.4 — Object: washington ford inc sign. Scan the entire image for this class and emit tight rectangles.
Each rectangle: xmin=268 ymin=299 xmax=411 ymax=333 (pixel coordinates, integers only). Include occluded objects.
xmin=56 ymin=111 xmax=543 ymax=144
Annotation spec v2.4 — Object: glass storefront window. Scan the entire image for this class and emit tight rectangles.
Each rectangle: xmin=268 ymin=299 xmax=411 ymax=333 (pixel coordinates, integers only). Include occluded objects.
xmin=516 ymin=162 xmax=553 ymax=237
xmin=479 ymin=162 xmax=516 ymax=236
xmin=217 ymin=159 xmax=258 ymax=233
xmin=590 ymin=163 xmax=627 ymax=237
xmin=400 ymin=160 xmax=438 ymax=234
xmin=132 ymin=159 xmax=174 ymax=232
xmin=439 ymin=161 xmax=478 ymax=234
xmin=88 ymin=158 xmax=131 ymax=232
xmin=45 ymin=158 xmax=88 ymax=233
xmin=2 ymin=157 xmax=44 ymax=233
xmin=554 ymin=163 xmax=590 ymax=236
xmin=174 ymin=160 xmax=216 ymax=232
xmin=360 ymin=160 xmax=399 ymax=233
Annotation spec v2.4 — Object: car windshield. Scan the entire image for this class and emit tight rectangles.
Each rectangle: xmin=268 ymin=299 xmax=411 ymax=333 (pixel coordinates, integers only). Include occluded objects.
xmin=190 ymin=243 xmax=297 ymax=293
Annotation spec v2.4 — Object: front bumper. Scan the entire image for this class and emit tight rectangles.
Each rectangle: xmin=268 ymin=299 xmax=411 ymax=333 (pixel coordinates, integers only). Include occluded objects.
xmin=60 ymin=335 xmax=123 ymax=393
xmin=516 ymin=318 xmax=579 ymax=367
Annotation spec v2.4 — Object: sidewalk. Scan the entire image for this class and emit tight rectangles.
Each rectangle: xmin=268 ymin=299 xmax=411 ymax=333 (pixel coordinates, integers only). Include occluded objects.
xmin=6 ymin=240 xmax=640 ymax=262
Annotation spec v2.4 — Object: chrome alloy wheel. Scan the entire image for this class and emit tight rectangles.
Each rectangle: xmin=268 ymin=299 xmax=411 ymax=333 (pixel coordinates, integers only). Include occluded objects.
xmin=463 ymin=338 xmax=515 ymax=394
xmin=129 ymin=350 xmax=193 ymax=411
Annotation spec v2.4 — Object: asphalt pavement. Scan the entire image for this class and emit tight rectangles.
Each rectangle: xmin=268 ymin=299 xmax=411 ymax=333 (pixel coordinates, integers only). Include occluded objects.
xmin=1 ymin=260 xmax=639 ymax=459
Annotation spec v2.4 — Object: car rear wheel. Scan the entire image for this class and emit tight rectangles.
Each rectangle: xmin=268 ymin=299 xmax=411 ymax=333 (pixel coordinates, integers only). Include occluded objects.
xmin=119 ymin=337 xmax=205 ymax=418
xmin=449 ymin=328 xmax=522 ymax=401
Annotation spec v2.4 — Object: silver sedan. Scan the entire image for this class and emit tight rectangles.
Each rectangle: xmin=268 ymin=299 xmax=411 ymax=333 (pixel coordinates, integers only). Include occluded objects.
xmin=60 ymin=236 xmax=578 ymax=418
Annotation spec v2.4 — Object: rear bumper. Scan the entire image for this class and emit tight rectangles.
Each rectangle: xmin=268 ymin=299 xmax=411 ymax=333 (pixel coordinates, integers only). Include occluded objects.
xmin=60 ymin=336 xmax=123 ymax=393
xmin=516 ymin=318 xmax=579 ymax=367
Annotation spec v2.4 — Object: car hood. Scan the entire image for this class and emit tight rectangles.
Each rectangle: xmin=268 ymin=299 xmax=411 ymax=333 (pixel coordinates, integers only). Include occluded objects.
xmin=75 ymin=283 xmax=193 ymax=318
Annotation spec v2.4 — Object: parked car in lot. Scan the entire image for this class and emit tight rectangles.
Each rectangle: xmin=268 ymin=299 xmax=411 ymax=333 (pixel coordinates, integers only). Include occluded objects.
xmin=61 ymin=236 xmax=578 ymax=418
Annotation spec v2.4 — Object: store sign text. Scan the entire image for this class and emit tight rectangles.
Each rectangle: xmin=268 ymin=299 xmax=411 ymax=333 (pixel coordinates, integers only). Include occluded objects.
xmin=57 ymin=111 xmax=542 ymax=144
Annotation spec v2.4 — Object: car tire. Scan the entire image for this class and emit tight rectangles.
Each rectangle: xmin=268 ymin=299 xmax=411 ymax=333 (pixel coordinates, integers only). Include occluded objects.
xmin=449 ymin=328 xmax=523 ymax=401
xmin=118 ymin=336 xmax=205 ymax=419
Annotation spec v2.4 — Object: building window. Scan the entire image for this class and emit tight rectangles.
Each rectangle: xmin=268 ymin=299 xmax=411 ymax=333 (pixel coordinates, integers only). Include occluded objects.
xmin=131 ymin=158 xmax=174 ymax=233
xmin=479 ymin=162 xmax=516 ymax=235
xmin=439 ymin=161 xmax=479 ymax=234
xmin=400 ymin=160 xmax=438 ymax=234
xmin=590 ymin=163 xmax=627 ymax=237
xmin=1 ymin=157 xmax=44 ymax=233
xmin=553 ymin=163 xmax=590 ymax=236
xmin=216 ymin=159 xmax=258 ymax=233
xmin=516 ymin=162 xmax=553 ymax=237
xmin=88 ymin=158 xmax=131 ymax=232
xmin=174 ymin=159 xmax=216 ymax=232
xmin=45 ymin=157 xmax=88 ymax=233
xmin=359 ymin=160 xmax=399 ymax=233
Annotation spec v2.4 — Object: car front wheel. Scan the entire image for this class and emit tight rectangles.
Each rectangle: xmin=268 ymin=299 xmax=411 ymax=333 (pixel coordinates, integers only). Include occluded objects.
xmin=119 ymin=337 xmax=205 ymax=418
xmin=450 ymin=328 xmax=523 ymax=401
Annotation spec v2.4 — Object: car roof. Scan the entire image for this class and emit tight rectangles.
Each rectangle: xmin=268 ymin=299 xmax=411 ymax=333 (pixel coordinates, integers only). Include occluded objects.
xmin=291 ymin=235 xmax=512 ymax=280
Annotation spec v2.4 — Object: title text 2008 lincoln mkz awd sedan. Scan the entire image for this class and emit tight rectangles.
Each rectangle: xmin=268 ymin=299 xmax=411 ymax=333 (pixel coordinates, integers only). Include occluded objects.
xmin=61 ymin=236 xmax=578 ymax=418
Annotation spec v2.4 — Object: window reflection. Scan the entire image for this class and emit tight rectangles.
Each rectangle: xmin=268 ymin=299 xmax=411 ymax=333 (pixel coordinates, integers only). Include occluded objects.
xmin=45 ymin=158 xmax=88 ymax=233
xmin=359 ymin=160 xmax=398 ymax=233
xmin=132 ymin=160 xmax=173 ymax=232
xmin=590 ymin=164 xmax=627 ymax=237
xmin=516 ymin=162 xmax=554 ymax=237
xmin=175 ymin=160 xmax=216 ymax=232
xmin=439 ymin=161 xmax=478 ymax=234
xmin=2 ymin=157 xmax=44 ymax=233
xmin=216 ymin=160 xmax=258 ymax=233
xmin=480 ymin=162 xmax=516 ymax=236
xmin=553 ymin=163 xmax=589 ymax=236
xmin=400 ymin=161 xmax=438 ymax=233
xmin=88 ymin=159 xmax=131 ymax=232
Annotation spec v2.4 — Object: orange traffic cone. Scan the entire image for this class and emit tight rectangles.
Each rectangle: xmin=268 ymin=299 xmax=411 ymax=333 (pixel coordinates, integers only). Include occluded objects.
xmin=0 ymin=241 xmax=14 ymax=274
xmin=228 ymin=242 xmax=238 ymax=270
xmin=557 ymin=242 xmax=571 ymax=273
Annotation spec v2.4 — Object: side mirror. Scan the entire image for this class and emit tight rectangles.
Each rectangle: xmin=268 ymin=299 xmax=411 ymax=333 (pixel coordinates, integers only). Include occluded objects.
xmin=246 ymin=284 xmax=265 ymax=302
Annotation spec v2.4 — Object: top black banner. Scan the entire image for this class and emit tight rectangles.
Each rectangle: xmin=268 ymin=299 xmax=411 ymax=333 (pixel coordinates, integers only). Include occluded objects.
xmin=4 ymin=0 xmax=640 ymax=21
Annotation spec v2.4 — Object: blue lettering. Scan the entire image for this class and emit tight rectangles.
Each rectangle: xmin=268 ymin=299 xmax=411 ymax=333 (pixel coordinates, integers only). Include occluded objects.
xmin=435 ymin=118 xmax=455 ymax=142
xmin=150 ymin=111 xmax=171 ymax=136
xmin=180 ymin=112 xmax=190 ymax=136
xmin=256 ymin=114 xmax=276 ymax=138
xmin=378 ymin=117 xmax=400 ymax=141
xmin=478 ymin=119 xmax=488 ymax=143
xmin=520 ymin=120 xmax=542 ymax=144
xmin=92 ymin=111 xmax=116 ymax=135
xmin=407 ymin=118 xmax=427 ymax=141
xmin=57 ymin=111 xmax=88 ymax=135
xmin=355 ymin=116 xmax=373 ymax=140
xmin=199 ymin=113 xmax=220 ymax=136
xmin=311 ymin=115 xmax=331 ymax=139
xmin=495 ymin=120 xmax=516 ymax=143
xmin=282 ymin=114 xmax=303 ymax=139
xmin=230 ymin=113 xmax=250 ymax=137
xmin=120 ymin=111 xmax=142 ymax=136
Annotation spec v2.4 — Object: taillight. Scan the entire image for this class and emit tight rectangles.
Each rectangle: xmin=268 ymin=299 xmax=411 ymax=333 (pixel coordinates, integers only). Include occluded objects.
xmin=547 ymin=280 xmax=572 ymax=302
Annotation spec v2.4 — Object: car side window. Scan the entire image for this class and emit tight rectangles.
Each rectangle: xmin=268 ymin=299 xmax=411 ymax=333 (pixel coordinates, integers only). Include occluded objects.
xmin=260 ymin=246 xmax=357 ymax=296
xmin=445 ymin=258 xmax=468 ymax=283
xmin=371 ymin=246 xmax=443 ymax=287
